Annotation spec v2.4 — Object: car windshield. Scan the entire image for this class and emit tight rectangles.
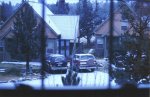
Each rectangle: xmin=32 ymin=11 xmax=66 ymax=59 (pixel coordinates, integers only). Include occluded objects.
xmin=80 ymin=55 xmax=94 ymax=60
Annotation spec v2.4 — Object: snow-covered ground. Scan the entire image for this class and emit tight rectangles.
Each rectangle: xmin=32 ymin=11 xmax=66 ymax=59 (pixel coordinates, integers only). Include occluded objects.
xmin=0 ymin=59 xmax=149 ymax=89
xmin=0 ymin=71 xmax=117 ymax=90
xmin=0 ymin=59 xmax=117 ymax=89
xmin=1 ymin=61 xmax=41 ymax=66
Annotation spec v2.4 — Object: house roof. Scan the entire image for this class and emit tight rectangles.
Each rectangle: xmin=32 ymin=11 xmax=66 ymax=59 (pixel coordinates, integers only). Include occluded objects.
xmin=50 ymin=15 xmax=79 ymax=40
xmin=0 ymin=2 xmax=59 ymax=39
xmin=28 ymin=2 xmax=61 ymax=35
xmin=0 ymin=2 xmax=79 ymax=40
xmin=94 ymin=9 xmax=123 ymax=37
xmin=29 ymin=2 xmax=79 ymax=40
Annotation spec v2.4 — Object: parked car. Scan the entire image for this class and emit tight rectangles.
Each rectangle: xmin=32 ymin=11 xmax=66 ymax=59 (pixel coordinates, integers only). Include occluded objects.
xmin=72 ymin=54 xmax=97 ymax=72
xmin=46 ymin=54 xmax=68 ymax=72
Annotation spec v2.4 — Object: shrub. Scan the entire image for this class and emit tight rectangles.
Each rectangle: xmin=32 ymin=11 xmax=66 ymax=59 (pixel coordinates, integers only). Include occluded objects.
xmin=61 ymin=69 xmax=80 ymax=86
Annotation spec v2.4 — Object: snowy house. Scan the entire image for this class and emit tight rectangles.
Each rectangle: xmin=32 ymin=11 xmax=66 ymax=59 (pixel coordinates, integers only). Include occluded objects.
xmin=0 ymin=2 xmax=79 ymax=61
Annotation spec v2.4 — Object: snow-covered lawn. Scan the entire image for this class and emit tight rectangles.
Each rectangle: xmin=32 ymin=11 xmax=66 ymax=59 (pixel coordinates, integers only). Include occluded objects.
xmin=1 ymin=61 xmax=41 ymax=66
xmin=0 ymin=71 xmax=117 ymax=89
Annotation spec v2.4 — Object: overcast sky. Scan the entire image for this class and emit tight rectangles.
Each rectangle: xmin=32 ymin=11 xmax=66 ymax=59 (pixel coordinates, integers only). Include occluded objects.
xmin=0 ymin=0 xmax=116 ymax=6
xmin=0 ymin=0 xmax=80 ymax=5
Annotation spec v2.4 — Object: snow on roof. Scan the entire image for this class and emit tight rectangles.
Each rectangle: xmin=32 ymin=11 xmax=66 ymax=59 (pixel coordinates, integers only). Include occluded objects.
xmin=28 ymin=2 xmax=79 ymax=40
xmin=28 ymin=2 xmax=53 ymax=15
xmin=28 ymin=2 xmax=61 ymax=35
xmin=50 ymin=15 xmax=79 ymax=40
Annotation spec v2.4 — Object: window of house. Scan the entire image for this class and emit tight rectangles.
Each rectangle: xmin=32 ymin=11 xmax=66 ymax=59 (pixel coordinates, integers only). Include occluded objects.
xmin=97 ymin=37 xmax=104 ymax=44
xmin=46 ymin=40 xmax=55 ymax=54
xmin=96 ymin=37 xmax=104 ymax=48
xmin=121 ymin=26 xmax=127 ymax=31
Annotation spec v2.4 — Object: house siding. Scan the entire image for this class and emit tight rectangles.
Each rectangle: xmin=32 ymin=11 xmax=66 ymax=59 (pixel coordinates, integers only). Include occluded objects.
xmin=95 ymin=12 xmax=125 ymax=36
xmin=95 ymin=36 xmax=121 ymax=58
xmin=95 ymin=12 xmax=128 ymax=58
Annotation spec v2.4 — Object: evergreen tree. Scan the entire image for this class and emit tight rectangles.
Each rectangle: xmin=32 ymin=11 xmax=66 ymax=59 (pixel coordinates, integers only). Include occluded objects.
xmin=100 ymin=1 xmax=110 ymax=20
xmin=5 ymin=4 xmax=40 ymax=74
xmin=47 ymin=4 xmax=57 ymax=14
xmin=22 ymin=0 xmax=26 ymax=3
xmin=1 ymin=1 xmax=13 ymax=22
xmin=61 ymin=69 xmax=80 ymax=86
xmin=112 ymin=1 xmax=150 ymax=85
xmin=76 ymin=0 xmax=94 ymax=46
xmin=56 ymin=0 xmax=69 ymax=14
xmin=93 ymin=0 xmax=102 ymax=28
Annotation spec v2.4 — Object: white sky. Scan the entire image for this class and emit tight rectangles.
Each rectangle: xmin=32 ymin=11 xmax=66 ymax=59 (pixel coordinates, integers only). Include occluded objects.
xmin=0 ymin=0 xmax=118 ymax=6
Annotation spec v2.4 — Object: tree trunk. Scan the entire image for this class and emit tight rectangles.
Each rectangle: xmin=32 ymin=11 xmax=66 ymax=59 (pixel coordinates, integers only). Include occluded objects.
xmin=87 ymin=37 xmax=91 ymax=47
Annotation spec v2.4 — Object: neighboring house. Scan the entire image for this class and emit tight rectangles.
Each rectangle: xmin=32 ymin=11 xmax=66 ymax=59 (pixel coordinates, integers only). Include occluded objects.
xmin=95 ymin=9 xmax=129 ymax=58
xmin=95 ymin=8 xmax=150 ymax=58
xmin=0 ymin=2 xmax=79 ymax=61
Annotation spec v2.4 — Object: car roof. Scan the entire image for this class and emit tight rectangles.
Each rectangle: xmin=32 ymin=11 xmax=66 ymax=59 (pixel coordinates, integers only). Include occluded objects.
xmin=75 ymin=54 xmax=94 ymax=56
